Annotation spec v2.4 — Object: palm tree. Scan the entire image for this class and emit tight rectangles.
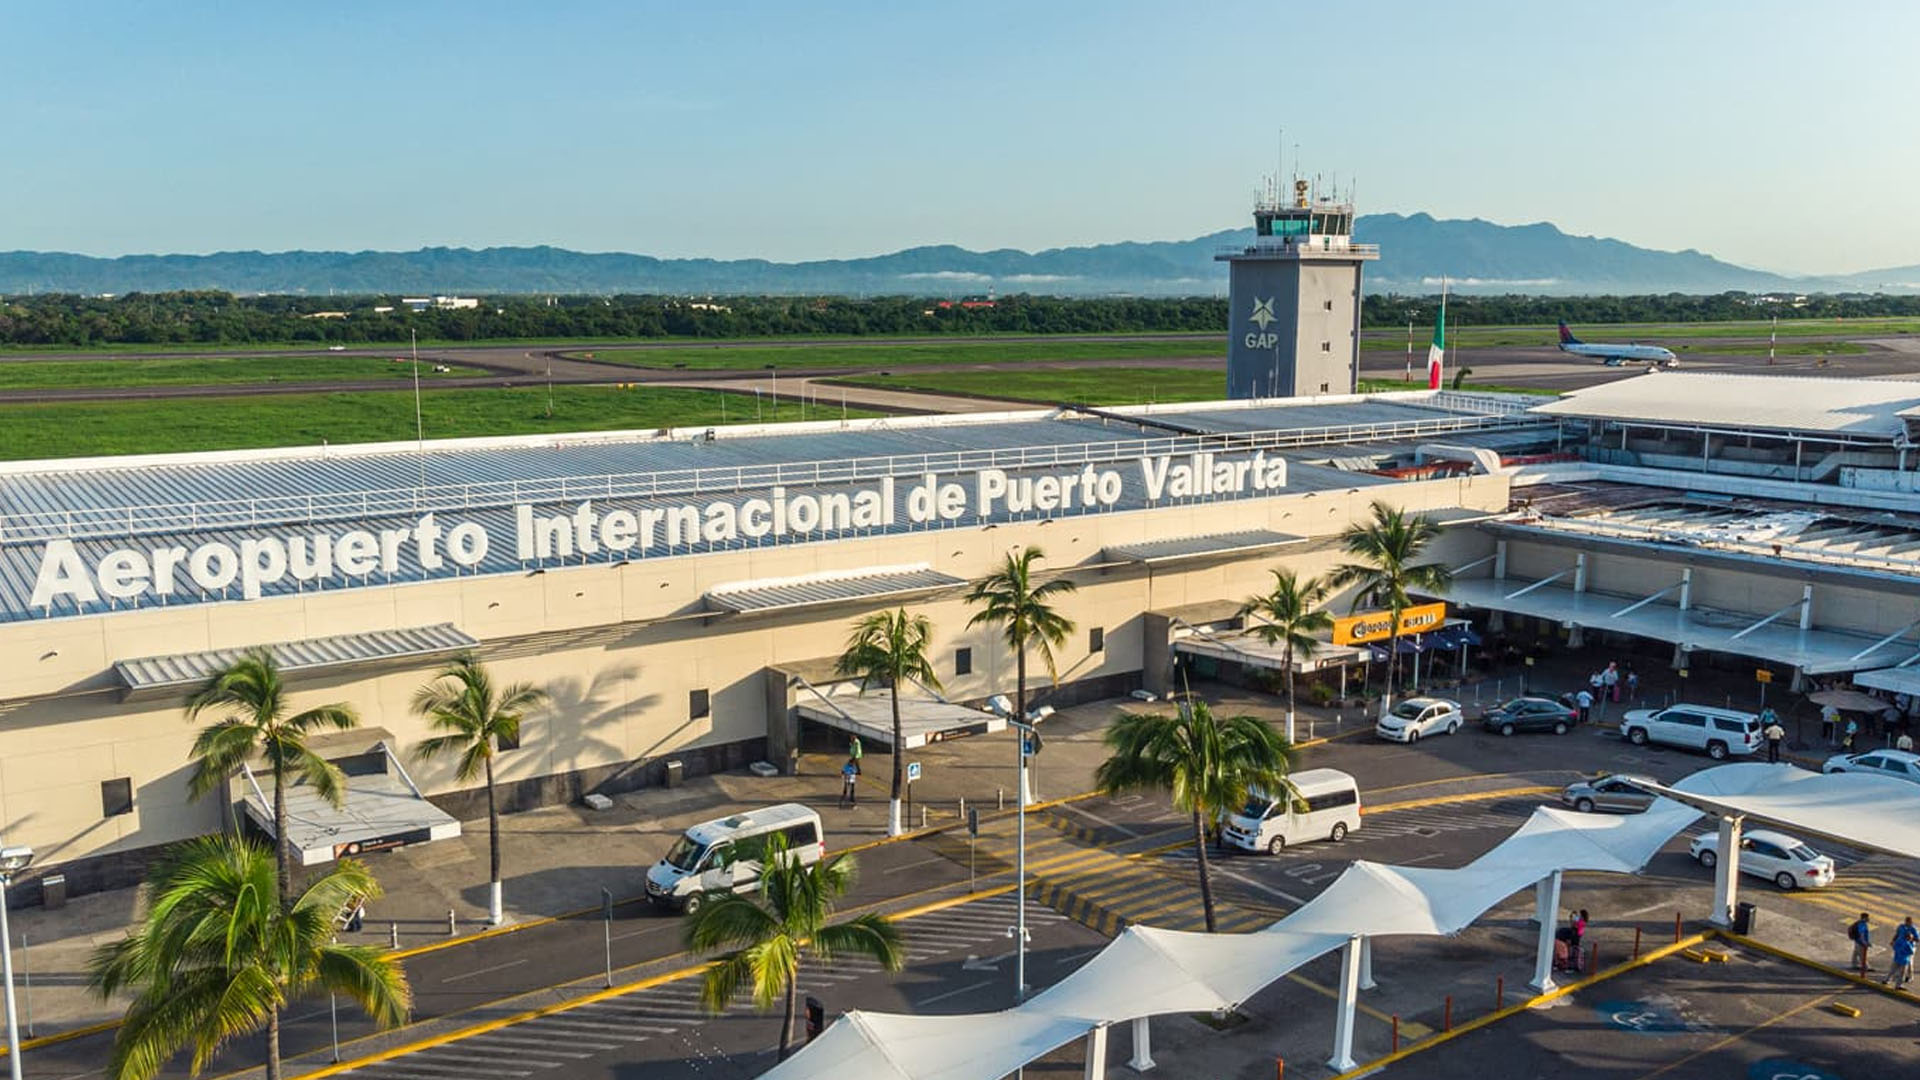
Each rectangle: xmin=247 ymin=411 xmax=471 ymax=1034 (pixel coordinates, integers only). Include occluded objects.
xmin=185 ymin=649 xmax=358 ymax=909
xmin=88 ymin=835 xmax=411 ymax=1080
xmin=835 ymin=608 xmax=941 ymax=836
xmin=964 ymin=545 xmax=1077 ymax=733
xmin=410 ymin=653 xmax=549 ymax=926
xmin=1094 ymin=700 xmax=1294 ymax=932
xmin=686 ymin=833 xmax=904 ymax=1061
xmin=1329 ymin=502 xmax=1454 ymax=717
xmin=1239 ymin=569 xmax=1333 ymax=743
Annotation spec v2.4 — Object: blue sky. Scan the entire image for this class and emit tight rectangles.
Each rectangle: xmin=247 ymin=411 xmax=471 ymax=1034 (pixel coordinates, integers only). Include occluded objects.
xmin=4 ymin=1 xmax=1914 ymax=274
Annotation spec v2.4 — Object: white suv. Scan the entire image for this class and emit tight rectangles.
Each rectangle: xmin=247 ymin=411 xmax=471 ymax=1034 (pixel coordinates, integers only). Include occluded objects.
xmin=1376 ymin=697 xmax=1464 ymax=743
xmin=1620 ymin=705 xmax=1761 ymax=760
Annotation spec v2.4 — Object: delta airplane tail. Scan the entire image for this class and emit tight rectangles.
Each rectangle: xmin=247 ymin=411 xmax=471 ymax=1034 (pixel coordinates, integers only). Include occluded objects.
xmin=1558 ymin=321 xmax=1581 ymax=345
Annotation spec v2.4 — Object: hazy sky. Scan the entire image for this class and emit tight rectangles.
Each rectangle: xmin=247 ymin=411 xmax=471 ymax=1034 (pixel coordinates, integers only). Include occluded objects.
xmin=5 ymin=1 xmax=1915 ymax=274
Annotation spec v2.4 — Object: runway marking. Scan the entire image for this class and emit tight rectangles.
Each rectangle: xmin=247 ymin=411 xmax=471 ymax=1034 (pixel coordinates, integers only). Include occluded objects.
xmin=916 ymin=980 xmax=995 ymax=1007
xmin=440 ymin=958 xmax=529 ymax=983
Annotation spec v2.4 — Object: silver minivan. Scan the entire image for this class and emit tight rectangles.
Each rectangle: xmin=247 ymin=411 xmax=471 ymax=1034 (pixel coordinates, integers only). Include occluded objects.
xmin=1620 ymin=705 xmax=1761 ymax=760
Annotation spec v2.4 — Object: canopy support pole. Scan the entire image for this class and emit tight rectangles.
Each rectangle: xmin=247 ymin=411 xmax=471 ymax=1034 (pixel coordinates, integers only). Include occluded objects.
xmin=1327 ymin=935 xmax=1362 ymax=1072
xmin=1711 ymin=815 xmax=1743 ymax=928
xmin=1530 ymin=868 xmax=1563 ymax=993
xmin=1082 ymin=1020 xmax=1109 ymax=1080
xmin=1358 ymin=935 xmax=1377 ymax=990
xmin=1612 ymin=577 xmax=1688 ymax=619
xmin=1127 ymin=1016 xmax=1155 ymax=1072
xmin=1730 ymin=597 xmax=1810 ymax=642
xmin=1505 ymin=565 xmax=1578 ymax=601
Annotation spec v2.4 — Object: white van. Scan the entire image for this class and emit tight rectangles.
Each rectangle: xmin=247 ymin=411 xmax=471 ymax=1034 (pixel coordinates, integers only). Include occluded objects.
xmin=644 ymin=803 xmax=825 ymax=914
xmin=1222 ymin=768 xmax=1362 ymax=855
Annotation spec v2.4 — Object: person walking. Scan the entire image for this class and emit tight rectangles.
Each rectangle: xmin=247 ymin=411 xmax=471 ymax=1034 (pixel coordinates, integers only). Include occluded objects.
xmin=1575 ymin=687 xmax=1594 ymax=726
xmin=1821 ymin=702 xmax=1841 ymax=745
xmin=1763 ymin=710 xmax=1785 ymax=764
xmin=1850 ymin=912 xmax=1874 ymax=975
xmin=1625 ymin=666 xmax=1639 ymax=702
xmin=848 ymin=733 xmax=864 ymax=767
xmin=1602 ymin=662 xmax=1620 ymax=702
xmin=1844 ymin=716 xmax=1859 ymax=752
xmin=1898 ymin=730 xmax=1914 ymax=753
xmin=839 ymin=758 xmax=859 ymax=808
xmin=1889 ymin=917 xmax=1919 ymax=990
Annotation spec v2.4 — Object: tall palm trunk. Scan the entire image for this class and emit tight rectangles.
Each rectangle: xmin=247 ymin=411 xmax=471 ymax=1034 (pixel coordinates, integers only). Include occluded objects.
xmin=1282 ymin=640 xmax=1297 ymax=742
xmin=889 ymin=685 xmax=904 ymax=836
xmin=1190 ymin=808 xmax=1218 ymax=933
xmin=266 ymin=1005 xmax=283 ymax=1080
xmin=1015 ymin=646 xmax=1031 ymax=800
xmin=779 ymin=976 xmax=798 ymax=1060
xmin=272 ymin=768 xmax=291 ymax=910
xmin=485 ymin=756 xmax=503 ymax=924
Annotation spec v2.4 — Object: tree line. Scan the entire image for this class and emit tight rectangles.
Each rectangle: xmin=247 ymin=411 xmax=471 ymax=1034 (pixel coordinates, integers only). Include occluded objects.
xmin=5 ymin=290 xmax=1919 ymax=347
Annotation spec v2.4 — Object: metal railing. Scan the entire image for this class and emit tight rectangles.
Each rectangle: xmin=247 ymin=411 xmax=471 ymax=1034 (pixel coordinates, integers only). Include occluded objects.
xmin=1215 ymin=242 xmax=1381 ymax=258
xmin=0 ymin=411 xmax=1552 ymax=544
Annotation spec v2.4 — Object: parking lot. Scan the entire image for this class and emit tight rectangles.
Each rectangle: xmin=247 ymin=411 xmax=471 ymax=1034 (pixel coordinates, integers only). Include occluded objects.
xmin=1373 ymin=941 xmax=1920 ymax=1080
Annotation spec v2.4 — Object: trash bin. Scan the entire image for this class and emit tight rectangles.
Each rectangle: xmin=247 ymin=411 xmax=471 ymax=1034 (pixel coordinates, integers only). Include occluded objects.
xmin=1732 ymin=901 xmax=1757 ymax=936
xmin=664 ymin=760 xmax=685 ymax=789
xmin=41 ymin=873 xmax=67 ymax=910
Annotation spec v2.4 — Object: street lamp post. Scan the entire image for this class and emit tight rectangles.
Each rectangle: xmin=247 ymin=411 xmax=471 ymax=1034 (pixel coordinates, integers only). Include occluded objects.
xmin=1007 ymin=720 xmax=1036 ymax=1005
xmin=0 ymin=844 xmax=35 ymax=1080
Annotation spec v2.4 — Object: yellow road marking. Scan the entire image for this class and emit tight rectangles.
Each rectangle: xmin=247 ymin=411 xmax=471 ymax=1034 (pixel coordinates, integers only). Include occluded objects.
xmin=1364 ymin=785 xmax=1559 ymax=814
xmin=1628 ymin=990 xmax=1839 ymax=1080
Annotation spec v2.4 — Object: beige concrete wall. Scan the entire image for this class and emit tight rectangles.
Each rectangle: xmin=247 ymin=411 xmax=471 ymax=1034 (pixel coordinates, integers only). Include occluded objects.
xmin=0 ymin=473 xmax=1508 ymax=868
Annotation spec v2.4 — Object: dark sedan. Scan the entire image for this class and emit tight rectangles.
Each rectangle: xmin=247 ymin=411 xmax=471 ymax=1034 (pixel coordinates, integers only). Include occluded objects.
xmin=1480 ymin=695 xmax=1578 ymax=736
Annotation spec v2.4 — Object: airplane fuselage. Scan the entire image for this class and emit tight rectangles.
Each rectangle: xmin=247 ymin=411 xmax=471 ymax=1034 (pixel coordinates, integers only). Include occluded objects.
xmin=1558 ymin=341 xmax=1677 ymax=363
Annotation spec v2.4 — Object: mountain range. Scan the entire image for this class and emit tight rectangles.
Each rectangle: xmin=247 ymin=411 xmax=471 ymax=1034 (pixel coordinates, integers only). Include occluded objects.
xmin=4 ymin=214 xmax=1917 ymax=297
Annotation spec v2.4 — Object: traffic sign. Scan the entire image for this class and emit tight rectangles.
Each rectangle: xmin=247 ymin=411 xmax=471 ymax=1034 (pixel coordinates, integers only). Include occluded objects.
xmin=906 ymin=761 xmax=922 ymax=783
xmin=1755 ymin=668 xmax=1773 ymax=684
xmin=967 ymin=807 xmax=980 ymax=836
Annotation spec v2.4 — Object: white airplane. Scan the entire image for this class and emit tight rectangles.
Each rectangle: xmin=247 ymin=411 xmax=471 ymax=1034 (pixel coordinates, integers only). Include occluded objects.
xmin=1558 ymin=322 xmax=1677 ymax=366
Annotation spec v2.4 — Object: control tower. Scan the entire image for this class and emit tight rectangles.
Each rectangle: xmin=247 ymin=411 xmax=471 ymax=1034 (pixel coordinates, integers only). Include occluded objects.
xmin=1216 ymin=179 xmax=1379 ymax=399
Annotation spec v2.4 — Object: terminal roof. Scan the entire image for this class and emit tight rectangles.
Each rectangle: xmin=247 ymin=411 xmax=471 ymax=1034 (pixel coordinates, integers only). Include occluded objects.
xmin=1529 ymin=371 xmax=1920 ymax=441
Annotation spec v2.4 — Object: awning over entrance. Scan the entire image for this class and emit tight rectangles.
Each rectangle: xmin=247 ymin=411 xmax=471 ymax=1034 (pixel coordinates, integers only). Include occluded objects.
xmin=706 ymin=565 xmax=965 ymax=615
xmin=1357 ymin=624 xmax=1482 ymax=663
xmin=1856 ymin=666 xmax=1920 ymax=698
xmin=1174 ymin=630 xmax=1370 ymax=674
xmin=1104 ymin=529 xmax=1303 ymax=565
xmin=115 ymin=623 xmax=478 ymax=699
xmin=796 ymin=689 xmax=1005 ymax=751
xmin=1436 ymin=576 xmax=1915 ymax=675
xmin=234 ymin=731 xmax=460 ymax=867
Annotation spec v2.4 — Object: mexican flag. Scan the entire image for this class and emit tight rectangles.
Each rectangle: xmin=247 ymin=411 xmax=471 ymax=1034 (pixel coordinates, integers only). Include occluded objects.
xmin=1427 ymin=280 xmax=1448 ymax=389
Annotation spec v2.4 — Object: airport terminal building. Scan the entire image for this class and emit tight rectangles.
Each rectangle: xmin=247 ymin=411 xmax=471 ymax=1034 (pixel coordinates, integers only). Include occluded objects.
xmin=5 ymin=373 xmax=1920 ymax=900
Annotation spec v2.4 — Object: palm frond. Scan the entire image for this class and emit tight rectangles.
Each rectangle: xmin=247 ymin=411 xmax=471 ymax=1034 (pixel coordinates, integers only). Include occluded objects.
xmin=813 ymin=913 xmax=906 ymax=972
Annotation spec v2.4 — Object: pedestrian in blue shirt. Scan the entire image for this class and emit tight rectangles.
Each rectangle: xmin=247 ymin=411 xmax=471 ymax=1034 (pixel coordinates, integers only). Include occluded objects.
xmin=1889 ymin=917 xmax=1918 ymax=990
xmin=1850 ymin=912 xmax=1873 ymax=975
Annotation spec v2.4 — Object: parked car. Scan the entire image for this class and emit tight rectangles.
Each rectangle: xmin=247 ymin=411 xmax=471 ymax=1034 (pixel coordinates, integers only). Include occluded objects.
xmin=1689 ymin=828 xmax=1835 ymax=890
xmin=1619 ymin=705 xmax=1762 ymax=760
xmin=1375 ymin=697 xmax=1464 ymax=743
xmin=1481 ymin=696 xmax=1579 ymax=736
xmin=1561 ymin=774 xmax=1657 ymax=814
xmin=1822 ymin=748 xmax=1920 ymax=785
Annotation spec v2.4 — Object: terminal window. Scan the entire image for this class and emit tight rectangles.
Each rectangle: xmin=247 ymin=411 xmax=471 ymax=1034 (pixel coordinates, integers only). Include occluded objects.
xmin=955 ymin=647 xmax=973 ymax=676
xmin=102 ymin=777 xmax=133 ymax=818
xmin=690 ymin=688 xmax=710 ymax=720
xmin=1321 ymin=341 xmax=1332 ymax=352
xmin=495 ymin=728 xmax=521 ymax=752
xmin=1089 ymin=627 xmax=1105 ymax=654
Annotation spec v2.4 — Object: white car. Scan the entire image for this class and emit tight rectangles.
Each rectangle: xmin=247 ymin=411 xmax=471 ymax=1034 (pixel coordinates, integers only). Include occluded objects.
xmin=1375 ymin=697 xmax=1463 ymax=743
xmin=1689 ymin=828 xmax=1835 ymax=890
xmin=1822 ymin=749 xmax=1920 ymax=785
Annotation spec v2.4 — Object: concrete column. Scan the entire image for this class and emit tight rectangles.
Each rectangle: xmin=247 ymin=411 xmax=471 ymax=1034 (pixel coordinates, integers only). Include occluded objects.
xmin=1799 ymin=584 xmax=1814 ymax=631
xmin=1494 ymin=540 xmax=1509 ymax=581
xmin=1358 ymin=935 xmax=1377 ymax=990
xmin=1082 ymin=1021 xmax=1109 ymax=1080
xmin=1143 ymin=612 xmax=1175 ymax=699
xmin=763 ymin=669 xmax=801 ymax=775
xmin=1127 ymin=1016 xmax=1155 ymax=1072
xmin=1573 ymin=552 xmax=1587 ymax=593
xmin=1711 ymin=815 xmax=1743 ymax=927
xmin=1791 ymin=666 xmax=1807 ymax=693
xmin=1678 ymin=568 xmax=1692 ymax=611
xmin=1531 ymin=868 xmax=1563 ymax=993
xmin=1567 ymin=623 xmax=1585 ymax=649
xmin=1327 ymin=935 xmax=1362 ymax=1072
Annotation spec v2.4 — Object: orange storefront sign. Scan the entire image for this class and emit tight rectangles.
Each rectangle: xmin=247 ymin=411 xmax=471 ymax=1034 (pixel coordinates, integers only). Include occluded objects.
xmin=1332 ymin=603 xmax=1446 ymax=646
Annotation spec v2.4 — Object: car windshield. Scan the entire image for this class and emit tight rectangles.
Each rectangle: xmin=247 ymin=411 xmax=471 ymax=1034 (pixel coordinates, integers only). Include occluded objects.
xmin=664 ymin=836 xmax=707 ymax=871
xmin=1241 ymin=796 xmax=1276 ymax=819
xmin=1390 ymin=701 xmax=1424 ymax=720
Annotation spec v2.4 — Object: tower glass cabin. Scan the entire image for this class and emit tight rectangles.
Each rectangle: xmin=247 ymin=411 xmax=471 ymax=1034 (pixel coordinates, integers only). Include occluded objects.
xmin=1216 ymin=179 xmax=1379 ymax=399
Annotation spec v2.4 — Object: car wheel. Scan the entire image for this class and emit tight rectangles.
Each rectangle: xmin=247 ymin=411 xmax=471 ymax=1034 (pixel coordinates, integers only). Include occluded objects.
xmin=1707 ymin=741 xmax=1729 ymax=761
xmin=1448 ymin=721 xmax=1461 ymax=736
xmin=1575 ymin=797 xmax=1595 ymax=813
xmin=681 ymin=892 xmax=704 ymax=916
xmin=1553 ymin=722 xmax=1569 ymax=735
xmin=1407 ymin=729 xmax=1420 ymax=744
xmin=1500 ymin=723 xmax=1516 ymax=737
xmin=1268 ymin=836 xmax=1286 ymax=856
xmin=1775 ymin=871 xmax=1797 ymax=891
xmin=1697 ymin=848 xmax=1717 ymax=869
xmin=1628 ymin=728 xmax=1649 ymax=746
xmin=1329 ymin=822 xmax=1348 ymax=842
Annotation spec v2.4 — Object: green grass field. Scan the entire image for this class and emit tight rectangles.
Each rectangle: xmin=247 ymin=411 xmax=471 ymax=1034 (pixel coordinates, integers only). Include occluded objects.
xmin=582 ymin=339 xmax=1219 ymax=371
xmin=0 ymin=386 xmax=876 ymax=461
xmin=827 ymin=367 xmax=1225 ymax=406
xmin=1362 ymin=316 xmax=1920 ymax=350
xmin=0 ymin=354 xmax=477 ymax=390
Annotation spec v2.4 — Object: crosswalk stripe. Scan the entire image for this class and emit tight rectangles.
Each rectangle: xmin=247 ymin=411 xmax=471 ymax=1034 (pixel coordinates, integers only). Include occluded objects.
xmin=412 ymin=1051 xmax=568 ymax=1069
xmin=464 ymin=1035 xmax=602 ymax=1056
xmin=528 ymin=1017 xmax=649 ymax=1036
xmin=355 ymin=1061 xmax=535 ymax=1078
